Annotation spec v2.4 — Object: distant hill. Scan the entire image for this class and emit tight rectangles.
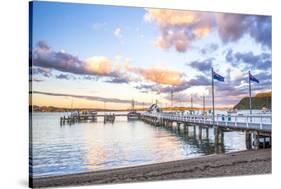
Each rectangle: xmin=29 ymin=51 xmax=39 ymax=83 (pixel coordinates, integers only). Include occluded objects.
xmin=234 ymin=92 xmax=271 ymax=110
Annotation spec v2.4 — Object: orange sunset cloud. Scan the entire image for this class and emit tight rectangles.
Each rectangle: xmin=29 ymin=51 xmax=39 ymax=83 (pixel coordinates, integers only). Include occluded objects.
xmin=144 ymin=8 xmax=214 ymax=52
xmin=136 ymin=67 xmax=183 ymax=85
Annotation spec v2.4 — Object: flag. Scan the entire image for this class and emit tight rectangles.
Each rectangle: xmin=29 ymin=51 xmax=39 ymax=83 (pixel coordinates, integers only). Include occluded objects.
xmin=213 ymin=71 xmax=224 ymax=82
xmin=249 ymin=72 xmax=259 ymax=83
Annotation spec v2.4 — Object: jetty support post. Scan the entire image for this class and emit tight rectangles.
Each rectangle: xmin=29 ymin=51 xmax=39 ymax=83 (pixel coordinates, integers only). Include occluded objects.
xmin=199 ymin=126 xmax=202 ymax=141
xmin=177 ymin=122 xmax=181 ymax=131
xmin=193 ymin=125 xmax=196 ymax=137
xmin=245 ymin=131 xmax=252 ymax=149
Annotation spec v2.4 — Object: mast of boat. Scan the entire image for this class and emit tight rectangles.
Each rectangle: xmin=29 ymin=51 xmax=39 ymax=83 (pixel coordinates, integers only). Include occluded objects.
xmin=171 ymin=86 xmax=174 ymax=109
xmin=69 ymin=98 xmax=74 ymax=116
xmin=131 ymin=99 xmax=135 ymax=112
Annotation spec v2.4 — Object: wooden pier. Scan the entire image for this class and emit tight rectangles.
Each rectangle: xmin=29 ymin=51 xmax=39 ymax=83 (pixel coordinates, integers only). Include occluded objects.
xmin=60 ymin=112 xmax=139 ymax=125
xmin=60 ymin=111 xmax=97 ymax=125
xmin=141 ymin=112 xmax=272 ymax=149
xmin=103 ymin=114 xmax=115 ymax=123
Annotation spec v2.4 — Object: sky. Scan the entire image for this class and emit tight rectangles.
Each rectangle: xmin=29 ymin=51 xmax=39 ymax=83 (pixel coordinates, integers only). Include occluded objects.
xmin=30 ymin=1 xmax=272 ymax=110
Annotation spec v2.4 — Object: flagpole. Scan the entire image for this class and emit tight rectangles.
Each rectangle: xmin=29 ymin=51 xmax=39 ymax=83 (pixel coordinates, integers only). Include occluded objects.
xmin=191 ymin=95 xmax=193 ymax=110
xmin=211 ymin=67 xmax=215 ymax=127
xmin=203 ymin=95 xmax=205 ymax=116
xmin=248 ymin=71 xmax=252 ymax=119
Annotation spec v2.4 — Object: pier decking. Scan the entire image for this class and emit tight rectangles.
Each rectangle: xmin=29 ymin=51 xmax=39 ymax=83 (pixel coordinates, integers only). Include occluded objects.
xmin=141 ymin=112 xmax=272 ymax=133
xmin=141 ymin=112 xmax=271 ymax=149
xmin=60 ymin=112 xmax=133 ymax=125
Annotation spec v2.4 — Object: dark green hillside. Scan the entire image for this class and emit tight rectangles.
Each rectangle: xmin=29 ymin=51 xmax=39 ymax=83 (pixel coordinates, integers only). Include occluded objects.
xmin=234 ymin=92 xmax=271 ymax=110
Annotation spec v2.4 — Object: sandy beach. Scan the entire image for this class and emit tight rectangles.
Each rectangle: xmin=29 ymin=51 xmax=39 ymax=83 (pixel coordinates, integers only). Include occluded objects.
xmin=31 ymin=149 xmax=271 ymax=188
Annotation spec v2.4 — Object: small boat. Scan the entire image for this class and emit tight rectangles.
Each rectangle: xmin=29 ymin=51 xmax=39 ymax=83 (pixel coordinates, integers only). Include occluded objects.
xmin=227 ymin=108 xmax=237 ymax=114
xmin=86 ymin=110 xmax=97 ymax=116
xmin=127 ymin=99 xmax=140 ymax=120
xmin=127 ymin=111 xmax=140 ymax=120
xmin=261 ymin=107 xmax=271 ymax=113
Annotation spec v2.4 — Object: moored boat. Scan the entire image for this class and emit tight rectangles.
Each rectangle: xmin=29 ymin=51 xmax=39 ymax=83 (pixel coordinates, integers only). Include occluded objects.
xmin=127 ymin=111 xmax=140 ymax=120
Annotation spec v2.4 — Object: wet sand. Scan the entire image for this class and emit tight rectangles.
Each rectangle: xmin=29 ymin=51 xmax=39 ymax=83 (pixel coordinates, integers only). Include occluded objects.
xmin=31 ymin=149 xmax=271 ymax=188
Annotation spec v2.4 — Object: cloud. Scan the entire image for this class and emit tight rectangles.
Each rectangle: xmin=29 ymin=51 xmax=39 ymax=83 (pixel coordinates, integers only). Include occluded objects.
xmin=216 ymin=14 xmax=250 ymax=43
xmin=33 ymin=91 xmax=150 ymax=106
xmin=145 ymin=9 xmax=271 ymax=52
xmin=82 ymin=75 xmax=98 ymax=81
xmin=33 ymin=41 xmax=85 ymax=75
xmin=184 ymin=75 xmax=210 ymax=88
xmin=130 ymin=67 xmax=184 ymax=85
xmin=165 ymin=68 xmax=270 ymax=106
xmin=164 ymin=90 xmax=210 ymax=104
xmin=158 ymin=67 xmax=271 ymax=106
xmin=84 ymin=56 xmax=114 ymax=76
xmin=225 ymin=49 xmax=272 ymax=70
xmin=105 ymin=76 xmax=130 ymax=84
xmin=30 ymin=78 xmax=44 ymax=82
xmin=32 ymin=41 xmax=130 ymax=82
xmin=31 ymin=67 xmax=52 ymax=77
xmin=135 ymin=75 xmax=210 ymax=94
xmin=200 ymin=43 xmax=219 ymax=55
xmin=160 ymin=70 xmax=271 ymax=106
xmin=210 ymin=69 xmax=271 ymax=103
xmin=216 ymin=14 xmax=271 ymax=48
xmin=254 ymin=72 xmax=271 ymax=82
xmin=249 ymin=17 xmax=272 ymax=48
xmin=154 ymin=30 xmax=190 ymax=52
xmin=37 ymin=40 xmax=50 ymax=50
xmin=145 ymin=9 xmax=214 ymax=52
xmin=188 ymin=59 xmax=244 ymax=82
xmin=33 ymin=41 xmax=190 ymax=86
xmin=114 ymin=28 xmax=122 ymax=38
xmin=189 ymin=58 xmax=214 ymax=74
xmin=144 ymin=8 xmax=211 ymax=27
xmin=55 ymin=74 xmax=73 ymax=80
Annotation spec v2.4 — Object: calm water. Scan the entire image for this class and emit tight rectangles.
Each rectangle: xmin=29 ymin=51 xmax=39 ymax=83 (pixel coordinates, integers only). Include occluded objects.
xmin=30 ymin=112 xmax=247 ymax=177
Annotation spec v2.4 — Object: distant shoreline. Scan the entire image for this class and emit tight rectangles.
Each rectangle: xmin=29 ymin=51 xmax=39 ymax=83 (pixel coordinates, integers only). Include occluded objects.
xmin=30 ymin=149 xmax=271 ymax=188
xmin=30 ymin=105 xmax=232 ymax=113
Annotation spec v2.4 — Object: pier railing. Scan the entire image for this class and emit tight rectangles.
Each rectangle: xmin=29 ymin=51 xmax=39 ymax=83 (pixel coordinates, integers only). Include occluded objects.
xmin=141 ymin=112 xmax=272 ymax=132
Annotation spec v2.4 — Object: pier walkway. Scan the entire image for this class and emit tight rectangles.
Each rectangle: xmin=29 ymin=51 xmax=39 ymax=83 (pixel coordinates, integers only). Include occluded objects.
xmin=141 ymin=112 xmax=272 ymax=133
xmin=141 ymin=112 xmax=271 ymax=149
xmin=60 ymin=112 xmax=137 ymax=125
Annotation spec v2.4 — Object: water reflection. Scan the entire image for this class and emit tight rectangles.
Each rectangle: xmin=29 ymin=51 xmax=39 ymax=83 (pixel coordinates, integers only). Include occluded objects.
xmin=159 ymin=125 xmax=219 ymax=155
xmin=31 ymin=113 xmax=247 ymax=177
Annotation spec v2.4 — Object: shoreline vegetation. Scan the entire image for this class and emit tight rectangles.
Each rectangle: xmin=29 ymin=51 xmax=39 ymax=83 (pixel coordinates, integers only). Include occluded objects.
xmin=234 ymin=92 xmax=271 ymax=110
xmin=30 ymin=149 xmax=271 ymax=188
xmin=30 ymin=91 xmax=271 ymax=112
